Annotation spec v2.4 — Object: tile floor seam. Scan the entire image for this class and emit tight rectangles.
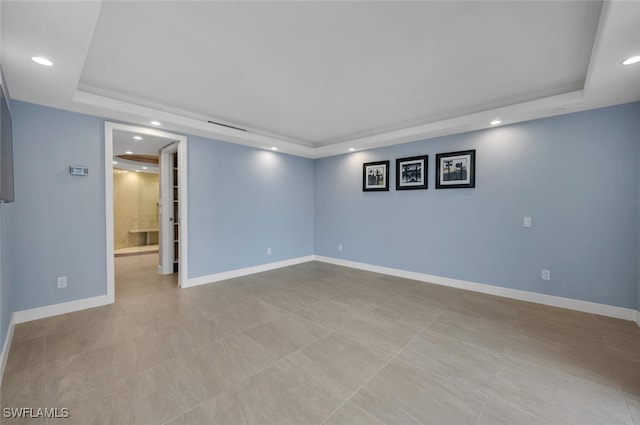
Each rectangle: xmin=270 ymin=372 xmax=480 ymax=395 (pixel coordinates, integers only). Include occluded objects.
xmin=474 ymin=308 xmax=519 ymax=425
xmin=508 ymin=306 xmax=627 ymax=395
xmin=317 ymin=321 xmax=434 ymax=425
xmin=171 ymin=324 xmax=347 ymax=419
xmin=358 ymin=295 xmax=448 ymax=333
xmin=423 ymin=310 xmax=510 ymax=355
xmin=622 ymin=394 xmax=637 ymax=425
xmin=601 ymin=348 xmax=629 ymax=395
xmin=278 ymin=310 xmax=334 ymax=334
xmin=190 ymin=323 xmax=328 ymax=415
xmin=485 ymin=356 xmax=635 ymax=425
xmin=170 ymin=316 xmax=416 ymax=425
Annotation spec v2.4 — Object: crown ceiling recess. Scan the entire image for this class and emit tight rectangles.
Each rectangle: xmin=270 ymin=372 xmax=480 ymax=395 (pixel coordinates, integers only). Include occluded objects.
xmin=2 ymin=1 xmax=640 ymax=158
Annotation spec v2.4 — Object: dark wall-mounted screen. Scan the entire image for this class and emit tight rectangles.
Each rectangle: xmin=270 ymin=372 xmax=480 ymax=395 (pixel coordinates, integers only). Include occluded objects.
xmin=0 ymin=83 xmax=14 ymax=203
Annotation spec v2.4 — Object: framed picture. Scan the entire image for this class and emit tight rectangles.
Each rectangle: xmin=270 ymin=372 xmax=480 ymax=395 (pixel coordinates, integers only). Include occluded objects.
xmin=362 ymin=161 xmax=390 ymax=191
xmin=436 ymin=150 xmax=475 ymax=189
xmin=396 ymin=155 xmax=428 ymax=190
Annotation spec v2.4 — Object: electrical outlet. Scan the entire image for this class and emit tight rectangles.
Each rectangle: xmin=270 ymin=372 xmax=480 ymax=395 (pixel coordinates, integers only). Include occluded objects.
xmin=267 ymin=247 xmax=272 ymax=256
xmin=57 ymin=276 xmax=67 ymax=288
xmin=338 ymin=244 xmax=343 ymax=252
xmin=541 ymin=269 xmax=551 ymax=281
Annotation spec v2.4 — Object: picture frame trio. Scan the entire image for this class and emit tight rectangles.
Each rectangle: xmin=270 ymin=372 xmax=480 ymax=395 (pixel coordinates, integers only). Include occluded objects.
xmin=363 ymin=150 xmax=475 ymax=192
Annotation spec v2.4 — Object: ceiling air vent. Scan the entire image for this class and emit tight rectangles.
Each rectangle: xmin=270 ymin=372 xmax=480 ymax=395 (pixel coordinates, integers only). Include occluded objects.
xmin=207 ymin=120 xmax=247 ymax=132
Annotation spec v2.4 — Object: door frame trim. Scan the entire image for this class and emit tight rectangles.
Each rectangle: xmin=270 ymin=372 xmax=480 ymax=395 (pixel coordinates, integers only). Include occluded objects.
xmin=159 ymin=142 xmax=178 ymax=275
xmin=104 ymin=122 xmax=188 ymax=303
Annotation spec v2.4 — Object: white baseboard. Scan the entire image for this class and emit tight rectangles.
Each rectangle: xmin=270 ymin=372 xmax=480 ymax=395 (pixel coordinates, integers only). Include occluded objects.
xmin=182 ymin=255 xmax=315 ymax=288
xmin=0 ymin=313 xmax=16 ymax=387
xmin=313 ymin=256 xmax=638 ymax=323
xmin=13 ymin=295 xmax=111 ymax=324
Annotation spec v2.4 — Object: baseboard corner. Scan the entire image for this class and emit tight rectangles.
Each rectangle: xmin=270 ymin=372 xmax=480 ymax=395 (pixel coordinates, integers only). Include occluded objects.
xmin=183 ymin=255 xmax=314 ymax=289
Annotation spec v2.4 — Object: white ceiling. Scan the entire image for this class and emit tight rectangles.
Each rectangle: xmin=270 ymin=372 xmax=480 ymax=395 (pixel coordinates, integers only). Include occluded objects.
xmin=1 ymin=1 xmax=640 ymax=159
xmin=112 ymin=129 xmax=177 ymax=174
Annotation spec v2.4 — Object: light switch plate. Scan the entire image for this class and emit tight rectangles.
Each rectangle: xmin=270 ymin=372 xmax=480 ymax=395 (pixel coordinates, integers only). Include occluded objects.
xmin=523 ymin=217 xmax=532 ymax=228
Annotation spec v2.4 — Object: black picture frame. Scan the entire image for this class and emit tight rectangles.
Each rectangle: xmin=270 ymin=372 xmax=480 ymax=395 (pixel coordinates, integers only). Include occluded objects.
xmin=435 ymin=150 xmax=476 ymax=189
xmin=396 ymin=155 xmax=428 ymax=190
xmin=362 ymin=160 xmax=390 ymax=191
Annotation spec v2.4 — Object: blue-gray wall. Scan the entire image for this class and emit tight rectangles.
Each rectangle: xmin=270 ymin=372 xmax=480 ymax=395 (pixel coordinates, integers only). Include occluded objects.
xmin=1 ymin=99 xmax=640 ymax=354
xmin=4 ymin=101 xmax=315 ymax=325
xmin=187 ymin=136 xmax=314 ymax=278
xmin=315 ymin=102 xmax=640 ymax=309
xmin=11 ymin=102 xmax=107 ymax=312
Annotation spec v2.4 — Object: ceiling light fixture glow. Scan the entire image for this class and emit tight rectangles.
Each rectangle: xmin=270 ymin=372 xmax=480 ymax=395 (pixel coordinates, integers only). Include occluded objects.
xmin=112 ymin=161 xmax=118 ymax=165
xmin=271 ymin=147 xmax=278 ymax=151
xmin=31 ymin=56 xmax=53 ymax=66
xmin=490 ymin=120 xmax=502 ymax=126
xmin=142 ymin=166 xmax=148 ymax=170
xmin=133 ymin=136 xmax=143 ymax=140
xmin=150 ymin=121 xmax=161 ymax=126
xmin=125 ymin=151 xmax=133 ymax=154
xmin=622 ymin=55 xmax=640 ymax=65
xmin=349 ymin=148 xmax=355 ymax=152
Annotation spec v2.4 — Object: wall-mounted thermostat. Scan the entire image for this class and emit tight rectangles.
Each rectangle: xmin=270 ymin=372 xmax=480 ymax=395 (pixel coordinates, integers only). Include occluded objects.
xmin=69 ymin=166 xmax=89 ymax=176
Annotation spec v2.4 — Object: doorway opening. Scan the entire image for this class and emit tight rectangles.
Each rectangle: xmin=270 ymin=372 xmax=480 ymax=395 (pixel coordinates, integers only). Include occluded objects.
xmin=104 ymin=122 xmax=188 ymax=303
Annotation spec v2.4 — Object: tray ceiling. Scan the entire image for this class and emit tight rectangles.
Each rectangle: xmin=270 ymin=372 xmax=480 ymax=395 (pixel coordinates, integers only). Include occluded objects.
xmin=2 ymin=1 xmax=640 ymax=158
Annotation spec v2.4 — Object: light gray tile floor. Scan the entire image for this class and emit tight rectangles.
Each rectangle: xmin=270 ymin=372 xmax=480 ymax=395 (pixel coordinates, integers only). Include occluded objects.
xmin=2 ymin=253 xmax=639 ymax=425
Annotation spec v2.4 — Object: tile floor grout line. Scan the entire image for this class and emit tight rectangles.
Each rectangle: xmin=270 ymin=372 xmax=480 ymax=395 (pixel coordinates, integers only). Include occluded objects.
xmin=173 ymin=299 xmax=436 ymax=425
xmin=473 ymin=309 xmax=518 ymax=425
xmin=622 ymin=395 xmax=638 ymax=425
xmin=69 ymin=293 xmax=325 ymax=409
xmin=507 ymin=308 xmax=628 ymax=394
xmin=172 ymin=310 xmax=341 ymax=419
xmin=317 ymin=315 xmax=439 ymax=425
xmin=601 ymin=344 xmax=636 ymax=425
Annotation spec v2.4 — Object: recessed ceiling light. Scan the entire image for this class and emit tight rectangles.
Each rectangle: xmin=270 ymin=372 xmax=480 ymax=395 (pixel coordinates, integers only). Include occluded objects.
xmin=622 ymin=55 xmax=640 ymax=65
xmin=150 ymin=121 xmax=161 ymax=126
xmin=133 ymin=136 xmax=143 ymax=140
xmin=31 ymin=56 xmax=53 ymax=66
xmin=271 ymin=147 xmax=278 ymax=151
xmin=112 ymin=161 xmax=118 ymax=165
xmin=349 ymin=148 xmax=356 ymax=152
xmin=490 ymin=120 xmax=502 ymax=126
xmin=142 ymin=166 xmax=148 ymax=170
xmin=125 ymin=151 xmax=133 ymax=154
